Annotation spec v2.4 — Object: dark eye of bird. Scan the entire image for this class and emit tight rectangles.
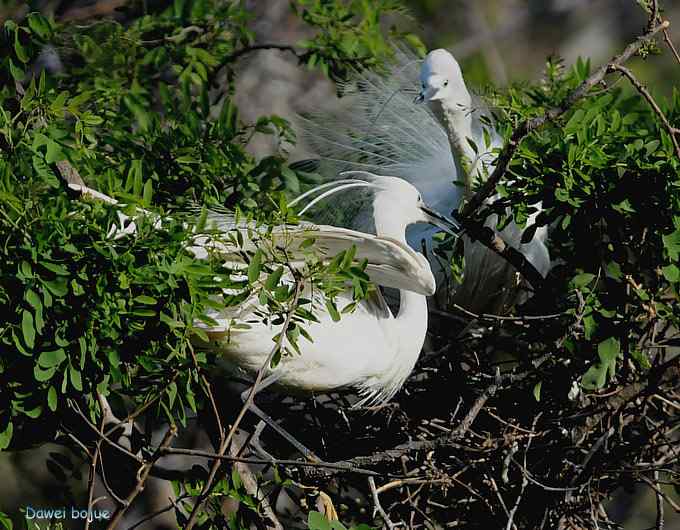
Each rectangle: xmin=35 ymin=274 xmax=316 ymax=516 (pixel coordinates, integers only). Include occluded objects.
xmin=444 ymin=80 xmax=449 ymax=86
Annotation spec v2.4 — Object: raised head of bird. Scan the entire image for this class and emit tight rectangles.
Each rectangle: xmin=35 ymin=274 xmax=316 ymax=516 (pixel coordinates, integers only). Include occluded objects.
xmin=338 ymin=171 xmax=459 ymax=247
xmin=416 ymin=49 xmax=471 ymax=110
xmin=415 ymin=48 xmax=477 ymax=192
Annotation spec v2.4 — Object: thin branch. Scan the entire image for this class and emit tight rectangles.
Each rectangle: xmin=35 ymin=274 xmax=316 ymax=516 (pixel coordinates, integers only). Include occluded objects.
xmin=208 ymin=44 xmax=301 ymax=87
xmin=84 ymin=411 xmax=105 ymax=530
xmin=654 ymin=470 xmax=665 ymax=530
xmin=459 ymin=20 xmax=670 ymax=220
xmin=640 ymin=474 xmax=680 ymax=513
xmin=106 ymin=425 xmax=177 ymax=530
xmin=184 ymin=279 xmax=303 ymax=529
xmin=454 ymin=219 xmax=548 ymax=292
xmin=449 ymin=19 xmax=669 ymax=294
xmin=609 ymin=64 xmax=680 ymax=160
xmin=127 ymin=494 xmax=191 ymax=530
xmin=160 ymin=447 xmax=386 ymax=477
xmin=369 ymin=476 xmax=397 ymax=530
xmin=663 ymin=28 xmax=680 ymax=66
xmin=505 ymin=416 xmax=540 ymax=530
xmin=229 ymin=432 xmax=283 ymax=530
xmin=431 ymin=305 xmax=567 ymax=323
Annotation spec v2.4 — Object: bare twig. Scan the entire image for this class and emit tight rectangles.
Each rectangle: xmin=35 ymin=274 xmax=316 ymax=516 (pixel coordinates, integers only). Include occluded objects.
xmin=84 ymin=411 xmax=105 ymax=530
xmin=229 ymin=431 xmax=283 ymax=530
xmin=208 ymin=44 xmax=301 ymax=88
xmin=505 ymin=416 xmax=540 ymax=530
xmin=127 ymin=494 xmax=191 ymax=530
xmin=640 ymin=474 xmax=680 ymax=513
xmin=106 ymin=425 xmax=177 ymax=530
xmin=369 ymin=476 xmax=397 ymax=529
xmin=160 ymin=447 xmax=386 ymax=477
xmin=226 ymin=43 xmax=300 ymax=62
xmin=654 ymin=470 xmax=665 ymax=530
xmin=184 ymin=279 xmax=303 ymax=529
xmin=431 ymin=305 xmax=567 ymax=323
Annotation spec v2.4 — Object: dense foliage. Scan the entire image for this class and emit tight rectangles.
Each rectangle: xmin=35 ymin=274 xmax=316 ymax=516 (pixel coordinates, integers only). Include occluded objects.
xmin=486 ymin=54 xmax=680 ymax=390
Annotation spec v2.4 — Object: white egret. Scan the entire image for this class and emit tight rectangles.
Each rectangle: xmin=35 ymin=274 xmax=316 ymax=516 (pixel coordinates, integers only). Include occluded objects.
xmin=296 ymin=47 xmax=551 ymax=314
xmin=197 ymin=173 xmax=458 ymax=402
xmin=71 ymin=175 xmax=459 ymax=457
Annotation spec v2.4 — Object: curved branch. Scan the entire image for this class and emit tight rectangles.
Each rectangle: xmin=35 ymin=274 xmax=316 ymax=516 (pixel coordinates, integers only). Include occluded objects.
xmin=460 ymin=19 xmax=670 ymax=220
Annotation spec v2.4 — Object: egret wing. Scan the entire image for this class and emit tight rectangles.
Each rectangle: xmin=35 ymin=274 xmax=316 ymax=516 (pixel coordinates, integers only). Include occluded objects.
xmin=190 ymin=222 xmax=435 ymax=296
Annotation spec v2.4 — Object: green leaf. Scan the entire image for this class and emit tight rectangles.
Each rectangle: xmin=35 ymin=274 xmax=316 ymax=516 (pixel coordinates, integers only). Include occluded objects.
xmin=582 ymin=337 xmax=621 ymax=390
xmin=69 ymin=365 xmax=83 ymax=391
xmin=533 ymin=381 xmax=542 ymax=402
xmin=598 ymin=337 xmax=620 ymax=364
xmin=143 ymin=179 xmax=153 ymax=206
xmin=27 ymin=13 xmax=52 ymax=39
xmin=34 ymin=365 xmax=57 ymax=382
xmin=325 ymin=299 xmax=341 ymax=322
xmin=281 ymin=166 xmax=300 ymax=194
xmin=662 ymin=264 xmax=680 ymax=282
xmin=21 ymin=310 xmax=35 ymax=349
xmin=44 ymin=138 xmax=64 ymax=164
xmin=38 ymin=348 xmax=66 ymax=368
xmin=308 ymin=511 xmax=331 ymax=530
xmin=134 ymin=295 xmax=158 ymax=305
xmin=248 ymin=250 xmax=263 ymax=284
xmin=14 ymin=31 xmax=29 ymax=63
xmin=0 ymin=511 xmax=12 ymax=530
xmin=8 ymin=58 xmax=25 ymax=81
xmin=22 ymin=406 xmax=42 ymax=419
xmin=581 ymin=363 xmax=607 ymax=390
xmin=167 ymin=382 xmax=178 ymax=408
xmin=32 ymin=155 xmax=60 ymax=188
xmin=47 ymin=386 xmax=58 ymax=412
xmin=663 ymin=229 xmax=680 ymax=260
xmin=606 ymin=261 xmax=622 ymax=281
xmin=265 ymin=267 xmax=284 ymax=290
xmin=0 ymin=423 xmax=13 ymax=451
xmin=572 ymin=273 xmax=595 ymax=288
xmin=108 ymin=350 xmax=120 ymax=368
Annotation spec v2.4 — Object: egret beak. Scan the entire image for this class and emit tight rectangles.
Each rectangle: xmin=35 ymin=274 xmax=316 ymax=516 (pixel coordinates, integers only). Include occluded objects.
xmin=420 ymin=205 xmax=460 ymax=236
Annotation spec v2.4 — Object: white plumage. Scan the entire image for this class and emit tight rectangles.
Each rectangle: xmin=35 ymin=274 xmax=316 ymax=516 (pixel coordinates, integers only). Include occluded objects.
xmin=296 ymin=47 xmax=551 ymax=314
xmin=72 ymin=176 xmax=458 ymax=407
xmin=196 ymin=174 xmax=458 ymax=406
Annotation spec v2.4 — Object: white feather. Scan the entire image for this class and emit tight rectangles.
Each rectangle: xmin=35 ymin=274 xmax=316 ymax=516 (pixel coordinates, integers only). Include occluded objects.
xmin=296 ymin=46 xmax=551 ymax=312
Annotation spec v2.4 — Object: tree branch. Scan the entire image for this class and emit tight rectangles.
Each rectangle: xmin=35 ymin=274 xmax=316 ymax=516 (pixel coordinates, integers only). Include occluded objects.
xmin=459 ymin=19 xmax=670 ymax=220
xmin=184 ymin=279 xmax=303 ymax=529
xmin=106 ymin=424 xmax=177 ymax=530
xmin=608 ymin=63 xmax=680 ymax=160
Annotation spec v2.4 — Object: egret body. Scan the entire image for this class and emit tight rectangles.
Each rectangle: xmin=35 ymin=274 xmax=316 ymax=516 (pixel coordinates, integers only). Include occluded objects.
xmin=297 ymin=47 xmax=550 ymax=313
xmin=199 ymin=174 xmax=458 ymax=406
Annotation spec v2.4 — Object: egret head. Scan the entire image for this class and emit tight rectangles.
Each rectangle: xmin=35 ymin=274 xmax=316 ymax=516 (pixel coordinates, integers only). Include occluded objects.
xmin=336 ymin=171 xmax=460 ymax=240
xmin=415 ymin=49 xmax=469 ymax=108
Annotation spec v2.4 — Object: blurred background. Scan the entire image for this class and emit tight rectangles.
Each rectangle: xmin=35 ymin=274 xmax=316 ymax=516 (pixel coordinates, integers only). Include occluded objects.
xmin=0 ymin=0 xmax=678 ymax=528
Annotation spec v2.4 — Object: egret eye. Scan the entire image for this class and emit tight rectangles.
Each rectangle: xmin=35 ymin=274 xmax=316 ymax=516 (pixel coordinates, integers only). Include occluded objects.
xmin=444 ymin=80 xmax=449 ymax=87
